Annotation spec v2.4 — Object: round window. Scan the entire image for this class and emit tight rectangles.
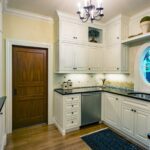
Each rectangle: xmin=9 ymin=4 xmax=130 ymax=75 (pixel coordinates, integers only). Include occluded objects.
xmin=141 ymin=46 xmax=150 ymax=83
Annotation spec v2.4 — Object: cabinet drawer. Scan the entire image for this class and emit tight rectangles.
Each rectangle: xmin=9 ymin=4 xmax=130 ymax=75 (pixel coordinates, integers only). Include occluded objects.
xmin=66 ymin=117 xmax=78 ymax=129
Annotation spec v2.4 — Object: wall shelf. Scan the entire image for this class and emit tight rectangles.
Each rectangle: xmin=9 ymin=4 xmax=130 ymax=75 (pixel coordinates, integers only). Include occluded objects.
xmin=122 ymin=33 xmax=150 ymax=45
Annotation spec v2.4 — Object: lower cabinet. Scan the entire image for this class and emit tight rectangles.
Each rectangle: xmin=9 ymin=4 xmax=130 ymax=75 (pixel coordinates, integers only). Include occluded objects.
xmin=54 ymin=93 xmax=81 ymax=135
xmin=0 ymin=105 xmax=6 ymax=150
xmin=104 ymin=93 xmax=121 ymax=129
xmin=103 ymin=93 xmax=150 ymax=147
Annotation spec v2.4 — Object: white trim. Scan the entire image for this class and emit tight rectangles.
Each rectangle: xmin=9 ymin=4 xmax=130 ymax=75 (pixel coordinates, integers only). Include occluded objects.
xmin=134 ymin=42 xmax=150 ymax=92
xmin=6 ymin=39 xmax=54 ymax=133
xmin=3 ymin=0 xmax=53 ymax=22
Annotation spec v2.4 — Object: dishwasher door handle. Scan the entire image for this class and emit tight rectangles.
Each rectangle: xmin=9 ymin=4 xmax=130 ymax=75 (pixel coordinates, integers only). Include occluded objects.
xmin=82 ymin=92 xmax=101 ymax=96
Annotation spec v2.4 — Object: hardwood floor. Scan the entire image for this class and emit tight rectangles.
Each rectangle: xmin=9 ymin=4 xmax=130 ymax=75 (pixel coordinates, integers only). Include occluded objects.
xmin=5 ymin=123 xmax=107 ymax=150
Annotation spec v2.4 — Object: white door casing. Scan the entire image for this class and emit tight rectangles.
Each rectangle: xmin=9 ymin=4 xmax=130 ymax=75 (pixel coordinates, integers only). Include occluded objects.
xmin=6 ymin=39 xmax=54 ymax=133
xmin=134 ymin=42 xmax=150 ymax=92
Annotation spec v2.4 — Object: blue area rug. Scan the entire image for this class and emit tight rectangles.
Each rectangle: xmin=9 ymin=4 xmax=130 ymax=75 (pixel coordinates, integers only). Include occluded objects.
xmin=81 ymin=129 xmax=143 ymax=150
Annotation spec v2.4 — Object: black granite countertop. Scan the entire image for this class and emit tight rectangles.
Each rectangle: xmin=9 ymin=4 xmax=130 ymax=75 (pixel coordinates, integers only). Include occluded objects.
xmin=0 ymin=96 xmax=6 ymax=112
xmin=54 ymin=87 xmax=150 ymax=102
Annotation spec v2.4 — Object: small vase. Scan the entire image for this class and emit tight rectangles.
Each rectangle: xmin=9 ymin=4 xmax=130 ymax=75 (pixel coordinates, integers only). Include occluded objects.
xmin=140 ymin=21 xmax=150 ymax=34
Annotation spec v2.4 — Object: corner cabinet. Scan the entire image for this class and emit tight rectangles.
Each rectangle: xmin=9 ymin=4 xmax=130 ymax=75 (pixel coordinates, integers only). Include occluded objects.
xmin=54 ymin=93 xmax=81 ymax=135
xmin=103 ymin=15 xmax=129 ymax=73
xmin=102 ymin=93 xmax=150 ymax=148
xmin=54 ymin=11 xmax=104 ymax=73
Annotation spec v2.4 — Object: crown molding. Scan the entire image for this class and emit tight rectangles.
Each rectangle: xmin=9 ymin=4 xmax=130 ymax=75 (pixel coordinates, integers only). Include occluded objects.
xmin=3 ymin=0 xmax=54 ymax=22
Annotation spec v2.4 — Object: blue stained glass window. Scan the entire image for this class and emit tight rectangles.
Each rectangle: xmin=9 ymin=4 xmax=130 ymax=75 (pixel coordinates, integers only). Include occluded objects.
xmin=141 ymin=47 xmax=150 ymax=83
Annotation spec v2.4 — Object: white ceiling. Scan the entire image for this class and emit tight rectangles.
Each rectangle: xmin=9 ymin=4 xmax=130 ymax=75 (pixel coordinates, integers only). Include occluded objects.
xmin=6 ymin=0 xmax=150 ymax=22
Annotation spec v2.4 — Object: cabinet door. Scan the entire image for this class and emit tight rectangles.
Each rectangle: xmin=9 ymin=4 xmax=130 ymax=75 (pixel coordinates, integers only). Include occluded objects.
xmin=104 ymin=94 xmax=121 ymax=128
xmin=103 ymin=44 xmax=121 ymax=72
xmin=105 ymin=21 xmax=121 ymax=46
xmin=88 ymin=46 xmax=103 ymax=72
xmin=59 ymin=43 xmax=75 ymax=71
xmin=134 ymin=110 xmax=150 ymax=145
xmin=60 ymin=20 xmax=78 ymax=42
xmin=74 ymin=45 xmax=88 ymax=71
xmin=121 ymin=104 xmax=134 ymax=136
xmin=60 ymin=20 xmax=88 ymax=43
xmin=76 ymin=24 xmax=88 ymax=43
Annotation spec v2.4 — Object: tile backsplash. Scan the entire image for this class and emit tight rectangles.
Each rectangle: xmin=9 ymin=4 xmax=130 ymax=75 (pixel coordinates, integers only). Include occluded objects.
xmin=54 ymin=73 xmax=134 ymax=90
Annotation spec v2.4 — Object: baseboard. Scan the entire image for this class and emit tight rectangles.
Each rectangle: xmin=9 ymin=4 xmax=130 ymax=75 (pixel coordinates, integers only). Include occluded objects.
xmin=0 ymin=134 xmax=7 ymax=150
xmin=53 ymin=118 xmax=66 ymax=136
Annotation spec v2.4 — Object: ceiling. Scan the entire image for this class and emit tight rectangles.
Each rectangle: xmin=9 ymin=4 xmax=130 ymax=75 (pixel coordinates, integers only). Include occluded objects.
xmin=6 ymin=0 xmax=150 ymax=22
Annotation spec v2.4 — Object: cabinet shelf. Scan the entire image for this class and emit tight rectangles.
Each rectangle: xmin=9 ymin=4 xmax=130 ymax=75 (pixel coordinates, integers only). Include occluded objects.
xmin=122 ymin=33 xmax=150 ymax=45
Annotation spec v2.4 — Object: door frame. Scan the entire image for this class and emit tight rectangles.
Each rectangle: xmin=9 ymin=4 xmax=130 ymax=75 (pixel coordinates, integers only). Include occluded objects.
xmin=6 ymin=39 xmax=53 ymax=133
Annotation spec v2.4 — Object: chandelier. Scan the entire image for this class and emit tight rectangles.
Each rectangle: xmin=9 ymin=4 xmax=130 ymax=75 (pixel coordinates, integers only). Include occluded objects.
xmin=77 ymin=0 xmax=104 ymax=23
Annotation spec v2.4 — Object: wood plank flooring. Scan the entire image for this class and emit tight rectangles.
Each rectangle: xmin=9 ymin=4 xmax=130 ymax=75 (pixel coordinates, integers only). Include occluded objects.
xmin=5 ymin=123 xmax=107 ymax=150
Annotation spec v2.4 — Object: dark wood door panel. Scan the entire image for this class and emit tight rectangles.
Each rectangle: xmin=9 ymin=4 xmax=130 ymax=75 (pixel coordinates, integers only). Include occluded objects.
xmin=12 ymin=46 xmax=48 ymax=129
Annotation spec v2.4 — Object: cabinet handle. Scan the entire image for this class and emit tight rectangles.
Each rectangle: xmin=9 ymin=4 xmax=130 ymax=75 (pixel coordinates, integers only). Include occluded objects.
xmin=0 ymin=112 xmax=3 ymax=115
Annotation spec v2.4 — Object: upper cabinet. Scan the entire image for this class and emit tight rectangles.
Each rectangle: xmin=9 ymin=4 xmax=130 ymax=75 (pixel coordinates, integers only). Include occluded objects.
xmin=103 ymin=15 xmax=129 ymax=73
xmin=55 ymin=12 xmax=129 ymax=74
xmin=59 ymin=20 xmax=88 ymax=44
xmin=55 ymin=11 xmax=104 ymax=73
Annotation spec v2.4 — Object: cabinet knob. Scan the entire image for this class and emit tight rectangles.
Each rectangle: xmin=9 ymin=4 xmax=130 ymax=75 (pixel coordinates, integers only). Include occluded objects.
xmin=72 ymin=121 xmax=74 ymax=124
xmin=72 ymin=97 xmax=74 ymax=100
xmin=116 ymin=98 xmax=118 ymax=100
xmin=133 ymin=110 xmax=136 ymax=113
xmin=73 ymin=67 xmax=77 ymax=70
xmin=131 ymin=109 xmax=134 ymax=112
xmin=89 ymin=68 xmax=91 ymax=70
xmin=0 ymin=112 xmax=3 ymax=115
xmin=117 ymin=37 xmax=120 ymax=39
xmin=117 ymin=68 xmax=119 ymax=70
xmin=147 ymin=133 xmax=150 ymax=139
xmin=72 ymin=105 xmax=74 ymax=107
xmin=72 ymin=112 xmax=74 ymax=114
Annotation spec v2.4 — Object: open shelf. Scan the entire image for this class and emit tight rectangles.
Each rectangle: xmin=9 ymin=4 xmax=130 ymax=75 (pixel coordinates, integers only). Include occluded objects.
xmin=122 ymin=33 xmax=150 ymax=45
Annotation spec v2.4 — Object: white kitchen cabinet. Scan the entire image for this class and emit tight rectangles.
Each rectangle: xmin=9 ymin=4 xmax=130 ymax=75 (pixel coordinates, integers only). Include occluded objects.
xmin=59 ymin=42 xmax=75 ymax=72
xmin=103 ymin=92 xmax=150 ymax=147
xmin=58 ymin=19 xmax=88 ymax=44
xmin=56 ymin=42 xmax=101 ymax=73
xmin=0 ymin=105 xmax=6 ymax=150
xmin=88 ymin=46 xmax=103 ymax=72
xmin=103 ymin=15 xmax=129 ymax=73
xmin=121 ymin=104 xmax=134 ymax=136
xmin=134 ymin=110 xmax=150 ymax=145
xmin=54 ymin=93 xmax=81 ymax=135
xmin=74 ymin=45 xmax=89 ymax=71
xmin=103 ymin=93 xmax=122 ymax=129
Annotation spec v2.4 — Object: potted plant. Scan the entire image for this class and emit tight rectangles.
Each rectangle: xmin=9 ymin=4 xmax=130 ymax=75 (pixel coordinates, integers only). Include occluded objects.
xmin=89 ymin=29 xmax=99 ymax=43
xmin=140 ymin=16 xmax=150 ymax=34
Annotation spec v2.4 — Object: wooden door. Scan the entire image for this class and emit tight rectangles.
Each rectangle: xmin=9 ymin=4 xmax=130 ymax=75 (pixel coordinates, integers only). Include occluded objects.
xmin=12 ymin=46 xmax=48 ymax=129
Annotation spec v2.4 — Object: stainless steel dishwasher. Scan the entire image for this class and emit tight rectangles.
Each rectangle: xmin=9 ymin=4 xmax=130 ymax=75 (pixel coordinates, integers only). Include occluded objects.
xmin=81 ymin=92 xmax=101 ymax=126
